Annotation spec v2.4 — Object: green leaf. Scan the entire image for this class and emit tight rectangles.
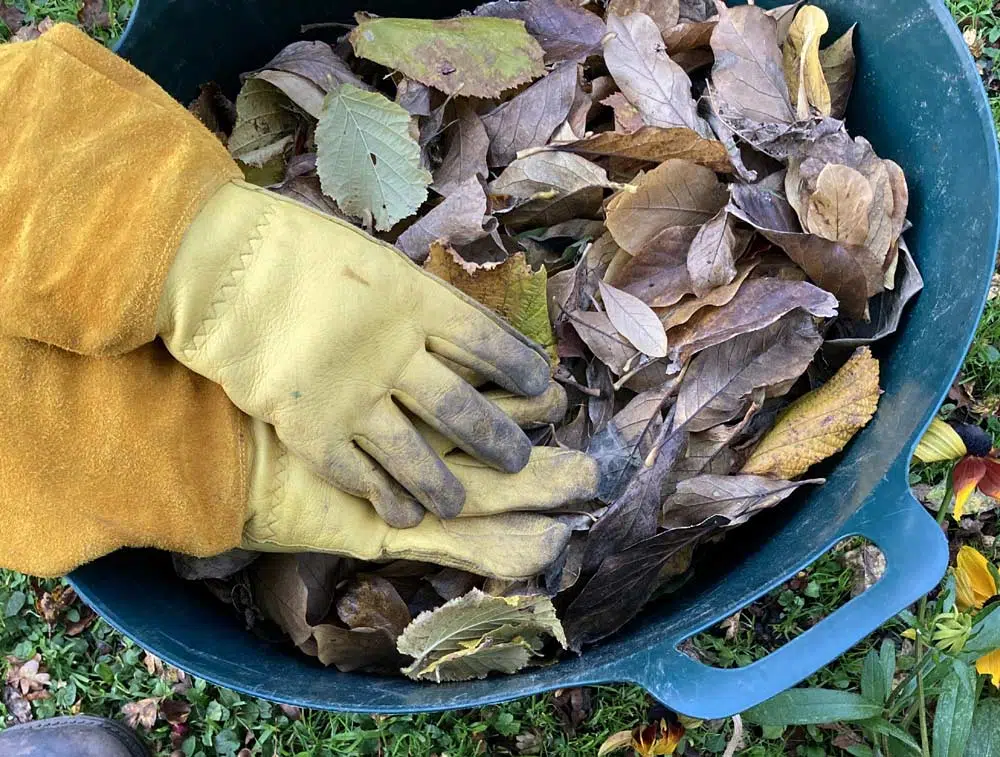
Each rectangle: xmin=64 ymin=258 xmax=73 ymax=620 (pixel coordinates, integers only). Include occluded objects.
xmin=349 ymin=16 xmax=545 ymax=98
xmin=967 ymin=698 xmax=1000 ymax=757
xmin=863 ymin=718 xmax=922 ymax=754
xmin=4 ymin=590 xmax=25 ymax=618
xmin=316 ymin=84 xmax=431 ymax=231
xmin=845 ymin=747 xmax=874 ymax=757
xmin=861 ymin=647 xmax=885 ymax=704
xmin=964 ymin=603 xmax=1000 ymax=658
xmin=397 ymin=588 xmax=566 ymax=682
xmin=879 ymin=638 xmax=897 ymax=701
xmin=743 ymin=689 xmax=882 ymax=726
xmin=932 ymin=660 xmax=978 ymax=757
xmin=228 ymin=78 xmax=298 ymax=167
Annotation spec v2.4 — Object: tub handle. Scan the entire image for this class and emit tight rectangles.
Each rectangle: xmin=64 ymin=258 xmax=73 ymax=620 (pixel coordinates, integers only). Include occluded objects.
xmin=625 ymin=484 xmax=947 ymax=720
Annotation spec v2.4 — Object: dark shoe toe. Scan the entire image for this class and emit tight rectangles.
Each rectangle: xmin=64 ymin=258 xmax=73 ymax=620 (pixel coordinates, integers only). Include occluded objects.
xmin=0 ymin=715 xmax=149 ymax=757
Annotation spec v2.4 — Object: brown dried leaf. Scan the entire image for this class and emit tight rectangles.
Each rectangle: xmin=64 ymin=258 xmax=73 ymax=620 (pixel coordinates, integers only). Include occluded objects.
xmin=397 ymin=176 xmax=493 ymax=261
xmin=604 ymin=13 xmax=701 ymax=131
xmin=680 ymin=0 xmax=716 ymax=23
xmin=550 ymin=126 xmax=732 ymax=173
xmin=686 ymin=210 xmax=746 ymax=295
xmin=254 ymin=41 xmax=368 ymax=119
xmin=606 ymin=160 xmax=728 ymax=254
xmin=473 ymin=0 xmax=605 ymax=63
xmin=584 ymin=418 xmax=687 ymax=571
xmin=570 ymin=310 xmax=641 ymax=374
xmin=482 ymin=61 xmax=578 ymax=165
xmin=122 ymin=698 xmax=160 ymax=730
xmin=605 ymin=225 xmax=700 ymax=307
xmin=710 ymin=2 xmax=795 ymax=124
xmin=742 ymin=347 xmax=879 ymax=479
xmin=0 ymin=4 xmax=25 ymax=33
xmin=664 ymin=19 xmax=717 ymax=54
xmin=659 ymin=258 xmax=758 ymax=330
xmin=602 ymin=93 xmax=645 ymax=134
xmin=820 ymin=25 xmax=857 ymax=119
xmin=599 ymin=281 xmax=669 ymax=358
xmin=6 ymin=655 xmax=50 ymax=695
xmin=675 ymin=311 xmax=823 ymax=431
xmin=253 ymin=554 xmax=402 ymax=672
xmin=3 ymin=686 xmax=31 ymax=724
xmin=608 ymin=0 xmax=680 ymax=35
xmin=667 ymin=278 xmax=838 ymax=368
xmin=336 ymin=574 xmax=412 ymax=635
xmin=729 ymin=185 xmax=882 ymax=319
xmin=769 ymin=2 xmax=805 ymax=44
xmin=424 ymin=244 xmax=557 ymax=358
xmin=804 ymin=163 xmax=873 ymax=246
xmin=662 ymin=474 xmax=821 ymax=529
xmin=490 ymin=151 xmax=609 ymax=229
xmin=783 ymin=5 xmax=831 ymax=119
xmin=78 ymin=0 xmax=110 ymax=30
xmin=433 ymin=103 xmax=490 ymax=197
xmin=563 ymin=526 xmax=707 ymax=649
xmin=826 ymin=239 xmax=923 ymax=348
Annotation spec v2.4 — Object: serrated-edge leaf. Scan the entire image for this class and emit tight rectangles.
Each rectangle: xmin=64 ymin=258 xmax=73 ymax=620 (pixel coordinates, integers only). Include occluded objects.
xmin=396 ymin=589 xmax=566 ymax=676
xmin=349 ymin=16 xmax=545 ymax=98
xmin=316 ymin=84 xmax=431 ymax=231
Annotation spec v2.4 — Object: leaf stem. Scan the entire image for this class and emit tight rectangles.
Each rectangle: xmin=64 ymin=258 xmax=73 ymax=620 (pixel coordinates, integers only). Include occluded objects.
xmin=913 ymin=464 xmax=955 ymax=757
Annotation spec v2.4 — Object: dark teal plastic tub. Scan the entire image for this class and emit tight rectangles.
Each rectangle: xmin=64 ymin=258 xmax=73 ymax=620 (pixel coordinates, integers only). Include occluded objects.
xmin=68 ymin=0 xmax=1000 ymax=720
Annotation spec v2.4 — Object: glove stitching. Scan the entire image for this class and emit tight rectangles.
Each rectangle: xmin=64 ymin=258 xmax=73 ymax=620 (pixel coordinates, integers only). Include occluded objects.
xmin=262 ymin=440 xmax=291 ymax=542
xmin=181 ymin=201 xmax=278 ymax=361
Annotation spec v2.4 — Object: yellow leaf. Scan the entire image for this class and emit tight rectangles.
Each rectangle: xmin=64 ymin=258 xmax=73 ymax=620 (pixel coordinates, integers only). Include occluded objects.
xmin=424 ymin=242 xmax=558 ymax=362
xmin=955 ymin=545 xmax=997 ymax=612
xmin=741 ymin=346 xmax=879 ymax=479
xmin=783 ymin=6 xmax=832 ymax=119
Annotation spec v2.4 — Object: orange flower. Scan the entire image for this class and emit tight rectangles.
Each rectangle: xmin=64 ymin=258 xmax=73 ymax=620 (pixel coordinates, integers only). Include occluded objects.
xmin=955 ymin=546 xmax=998 ymax=611
xmin=976 ymin=648 xmax=1000 ymax=686
xmin=952 ymin=455 xmax=1000 ymax=519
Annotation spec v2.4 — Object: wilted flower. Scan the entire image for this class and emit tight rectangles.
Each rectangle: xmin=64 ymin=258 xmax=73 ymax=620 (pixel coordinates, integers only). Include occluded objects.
xmin=598 ymin=719 xmax=684 ymax=757
xmin=913 ymin=420 xmax=1000 ymax=519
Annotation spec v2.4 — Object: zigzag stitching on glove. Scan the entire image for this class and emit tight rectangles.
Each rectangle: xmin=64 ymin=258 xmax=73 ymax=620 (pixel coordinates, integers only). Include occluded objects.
xmin=181 ymin=202 xmax=279 ymax=360
xmin=256 ymin=439 xmax=291 ymax=542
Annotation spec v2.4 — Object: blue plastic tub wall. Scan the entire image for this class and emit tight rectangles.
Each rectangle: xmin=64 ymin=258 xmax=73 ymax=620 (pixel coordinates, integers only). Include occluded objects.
xmin=69 ymin=0 xmax=1000 ymax=719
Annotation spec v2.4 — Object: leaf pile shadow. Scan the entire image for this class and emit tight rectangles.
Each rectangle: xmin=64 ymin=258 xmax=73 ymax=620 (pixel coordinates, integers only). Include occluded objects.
xmin=179 ymin=0 xmax=916 ymax=679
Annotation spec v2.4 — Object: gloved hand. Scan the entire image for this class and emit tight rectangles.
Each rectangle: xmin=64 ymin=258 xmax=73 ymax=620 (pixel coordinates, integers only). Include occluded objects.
xmin=157 ymin=181 xmax=552 ymax=527
xmin=243 ymin=383 xmax=599 ymax=579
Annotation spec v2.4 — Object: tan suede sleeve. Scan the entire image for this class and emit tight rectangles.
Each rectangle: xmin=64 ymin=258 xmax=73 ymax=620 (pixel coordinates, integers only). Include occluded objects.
xmin=0 ymin=25 xmax=242 ymax=356
xmin=0 ymin=336 xmax=249 ymax=577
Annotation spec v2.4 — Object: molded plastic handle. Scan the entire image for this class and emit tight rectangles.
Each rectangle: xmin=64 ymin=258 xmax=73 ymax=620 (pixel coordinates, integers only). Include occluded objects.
xmin=622 ymin=484 xmax=947 ymax=720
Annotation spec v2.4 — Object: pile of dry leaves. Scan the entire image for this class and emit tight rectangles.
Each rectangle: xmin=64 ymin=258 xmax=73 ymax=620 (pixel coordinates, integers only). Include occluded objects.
xmin=178 ymin=0 xmax=921 ymax=682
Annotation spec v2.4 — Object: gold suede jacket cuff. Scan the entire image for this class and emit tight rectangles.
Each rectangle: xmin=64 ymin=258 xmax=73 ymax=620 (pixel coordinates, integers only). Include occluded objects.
xmin=0 ymin=25 xmax=249 ymax=576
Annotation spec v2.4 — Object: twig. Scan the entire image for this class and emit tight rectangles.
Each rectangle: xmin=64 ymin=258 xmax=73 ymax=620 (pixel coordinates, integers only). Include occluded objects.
xmin=722 ymin=715 xmax=744 ymax=757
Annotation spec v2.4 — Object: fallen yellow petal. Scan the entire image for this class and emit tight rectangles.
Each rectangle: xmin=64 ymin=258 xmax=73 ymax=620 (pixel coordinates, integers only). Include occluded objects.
xmin=955 ymin=545 xmax=997 ymax=611
xmin=977 ymin=648 xmax=1000 ymax=687
xmin=913 ymin=418 xmax=968 ymax=463
xmin=741 ymin=347 xmax=879 ymax=480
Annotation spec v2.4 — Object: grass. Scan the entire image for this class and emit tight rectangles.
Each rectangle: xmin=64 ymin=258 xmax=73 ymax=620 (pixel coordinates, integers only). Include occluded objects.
xmin=3 ymin=1 xmax=1000 ymax=755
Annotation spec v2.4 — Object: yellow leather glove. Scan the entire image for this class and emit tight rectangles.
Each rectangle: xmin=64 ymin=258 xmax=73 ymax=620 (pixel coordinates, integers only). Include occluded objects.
xmin=243 ymin=383 xmax=599 ymax=579
xmin=157 ymin=182 xmax=553 ymax=527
